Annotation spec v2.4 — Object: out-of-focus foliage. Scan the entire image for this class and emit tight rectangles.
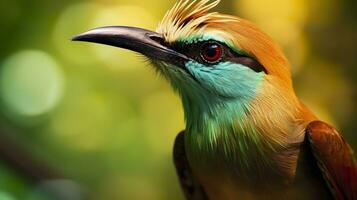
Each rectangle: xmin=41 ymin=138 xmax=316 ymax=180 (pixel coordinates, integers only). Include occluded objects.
xmin=0 ymin=0 xmax=356 ymax=199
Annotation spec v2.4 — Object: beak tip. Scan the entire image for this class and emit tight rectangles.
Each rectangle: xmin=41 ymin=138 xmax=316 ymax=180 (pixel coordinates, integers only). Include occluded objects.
xmin=71 ymin=36 xmax=78 ymax=41
xmin=71 ymin=27 xmax=110 ymax=42
xmin=69 ymin=26 xmax=187 ymax=62
xmin=71 ymin=34 xmax=85 ymax=42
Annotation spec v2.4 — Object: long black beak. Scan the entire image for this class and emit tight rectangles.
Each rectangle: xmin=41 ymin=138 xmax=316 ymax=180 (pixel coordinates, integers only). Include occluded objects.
xmin=72 ymin=26 xmax=189 ymax=63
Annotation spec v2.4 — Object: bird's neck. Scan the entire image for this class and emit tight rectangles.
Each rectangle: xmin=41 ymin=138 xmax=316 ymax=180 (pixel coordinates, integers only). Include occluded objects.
xmin=181 ymin=80 xmax=308 ymax=178
xmin=183 ymin=97 xmax=271 ymax=169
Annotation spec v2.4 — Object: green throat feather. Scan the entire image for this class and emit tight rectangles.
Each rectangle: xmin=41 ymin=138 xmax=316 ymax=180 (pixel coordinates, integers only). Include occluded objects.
xmin=157 ymin=58 xmax=273 ymax=174
xmin=153 ymin=33 xmax=286 ymax=176
xmin=183 ymin=62 xmax=270 ymax=172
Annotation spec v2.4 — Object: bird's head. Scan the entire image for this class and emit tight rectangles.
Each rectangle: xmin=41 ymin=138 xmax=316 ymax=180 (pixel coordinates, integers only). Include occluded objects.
xmin=73 ymin=0 xmax=298 ymax=121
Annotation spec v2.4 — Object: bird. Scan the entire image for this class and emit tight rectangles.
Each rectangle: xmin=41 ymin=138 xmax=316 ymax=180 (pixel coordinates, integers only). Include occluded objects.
xmin=72 ymin=0 xmax=357 ymax=199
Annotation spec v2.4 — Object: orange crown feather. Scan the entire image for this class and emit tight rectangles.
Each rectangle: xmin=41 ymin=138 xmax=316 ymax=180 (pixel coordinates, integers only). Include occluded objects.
xmin=157 ymin=0 xmax=292 ymax=86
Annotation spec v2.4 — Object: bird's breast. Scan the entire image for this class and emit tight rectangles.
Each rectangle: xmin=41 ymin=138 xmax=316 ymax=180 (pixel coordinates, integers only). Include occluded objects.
xmin=185 ymin=129 xmax=332 ymax=200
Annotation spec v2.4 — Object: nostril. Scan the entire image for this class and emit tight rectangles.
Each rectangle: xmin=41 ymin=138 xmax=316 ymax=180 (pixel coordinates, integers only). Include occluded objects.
xmin=147 ymin=34 xmax=165 ymax=45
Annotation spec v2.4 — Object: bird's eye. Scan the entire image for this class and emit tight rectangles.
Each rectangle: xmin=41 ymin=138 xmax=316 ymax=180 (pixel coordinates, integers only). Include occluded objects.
xmin=200 ymin=42 xmax=223 ymax=63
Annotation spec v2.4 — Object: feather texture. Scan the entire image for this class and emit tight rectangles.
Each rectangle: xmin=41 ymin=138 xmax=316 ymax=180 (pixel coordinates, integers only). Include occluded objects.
xmin=307 ymin=121 xmax=357 ymax=199
xmin=155 ymin=1 xmax=356 ymax=198
xmin=156 ymin=1 xmax=310 ymax=179
xmin=157 ymin=0 xmax=292 ymax=86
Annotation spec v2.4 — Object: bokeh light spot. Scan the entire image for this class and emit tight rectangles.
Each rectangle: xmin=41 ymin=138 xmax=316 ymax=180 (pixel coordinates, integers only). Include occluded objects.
xmin=0 ymin=191 xmax=16 ymax=200
xmin=53 ymin=2 xmax=104 ymax=66
xmin=296 ymin=60 xmax=353 ymax=127
xmin=141 ymin=89 xmax=184 ymax=154
xmin=236 ymin=0 xmax=309 ymax=74
xmin=49 ymin=88 xmax=135 ymax=152
xmin=89 ymin=5 xmax=157 ymax=70
xmin=0 ymin=50 xmax=64 ymax=117
xmin=97 ymin=174 xmax=162 ymax=200
xmin=237 ymin=0 xmax=307 ymax=25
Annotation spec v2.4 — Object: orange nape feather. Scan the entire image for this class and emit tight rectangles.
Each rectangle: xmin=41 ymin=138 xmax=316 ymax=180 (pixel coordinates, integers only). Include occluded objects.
xmin=157 ymin=0 xmax=292 ymax=87
xmin=157 ymin=0 xmax=315 ymax=179
xmin=72 ymin=0 xmax=355 ymax=198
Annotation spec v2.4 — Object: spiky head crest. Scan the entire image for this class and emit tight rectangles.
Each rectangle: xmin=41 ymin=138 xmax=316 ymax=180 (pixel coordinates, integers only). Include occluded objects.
xmin=157 ymin=0 xmax=292 ymax=87
xmin=155 ymin=1 xmax=312 ymax=177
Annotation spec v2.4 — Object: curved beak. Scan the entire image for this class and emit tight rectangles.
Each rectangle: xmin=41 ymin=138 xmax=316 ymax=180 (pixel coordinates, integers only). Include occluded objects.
xmin=72 ymin=26 xmax=188 ymax=63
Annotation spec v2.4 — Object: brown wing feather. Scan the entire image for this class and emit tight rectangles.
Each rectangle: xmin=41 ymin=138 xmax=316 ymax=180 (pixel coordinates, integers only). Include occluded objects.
xmin=173 ymin=131 xmax=208 ymax=200
xmin=306 ymin=121 xmax=357 ymax=200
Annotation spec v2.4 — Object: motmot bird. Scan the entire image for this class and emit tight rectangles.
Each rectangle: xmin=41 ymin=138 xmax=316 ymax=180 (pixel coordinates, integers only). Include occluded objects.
xmin=73 ymin=0 xmax=357 ymax=199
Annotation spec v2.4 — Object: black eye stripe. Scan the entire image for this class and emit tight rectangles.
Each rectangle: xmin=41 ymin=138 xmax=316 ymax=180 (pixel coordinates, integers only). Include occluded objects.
xmin=170 ymin=40 xmax=267 ymax=74
xmin=225 ymin=48 xmax=267 ymax=73
xmin=230 ymin=56 xmax=267 ymax=73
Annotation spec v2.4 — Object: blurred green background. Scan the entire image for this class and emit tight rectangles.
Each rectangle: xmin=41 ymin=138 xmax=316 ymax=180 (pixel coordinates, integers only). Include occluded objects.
xmin=0 ymin=0 xmax=356 ymax=199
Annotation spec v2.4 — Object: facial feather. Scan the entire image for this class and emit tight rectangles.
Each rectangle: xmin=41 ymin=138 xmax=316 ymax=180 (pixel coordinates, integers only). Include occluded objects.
xmin=155 ymin=0 xmax=312 ymax=178
xmin=157 ymin=0 xmax=292 ymax=86
xmin=72 ymin=0 xmax=320 ymax=183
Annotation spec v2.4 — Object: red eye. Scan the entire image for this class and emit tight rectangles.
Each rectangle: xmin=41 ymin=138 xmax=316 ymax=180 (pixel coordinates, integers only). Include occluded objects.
xmin=200 ymin=42 xmax=223 ymax=63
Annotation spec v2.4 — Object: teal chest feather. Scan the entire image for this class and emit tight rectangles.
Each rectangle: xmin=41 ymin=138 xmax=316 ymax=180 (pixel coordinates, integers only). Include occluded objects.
xmin=179 ymin=61 xmax=274 ymax=175
xmin=184 ymin=100 xmax=273 ymax=174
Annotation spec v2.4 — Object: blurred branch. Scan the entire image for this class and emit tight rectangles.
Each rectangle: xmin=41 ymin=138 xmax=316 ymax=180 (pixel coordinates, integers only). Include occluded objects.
xmin=0 ymin=131 xmax=64 ymax=183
